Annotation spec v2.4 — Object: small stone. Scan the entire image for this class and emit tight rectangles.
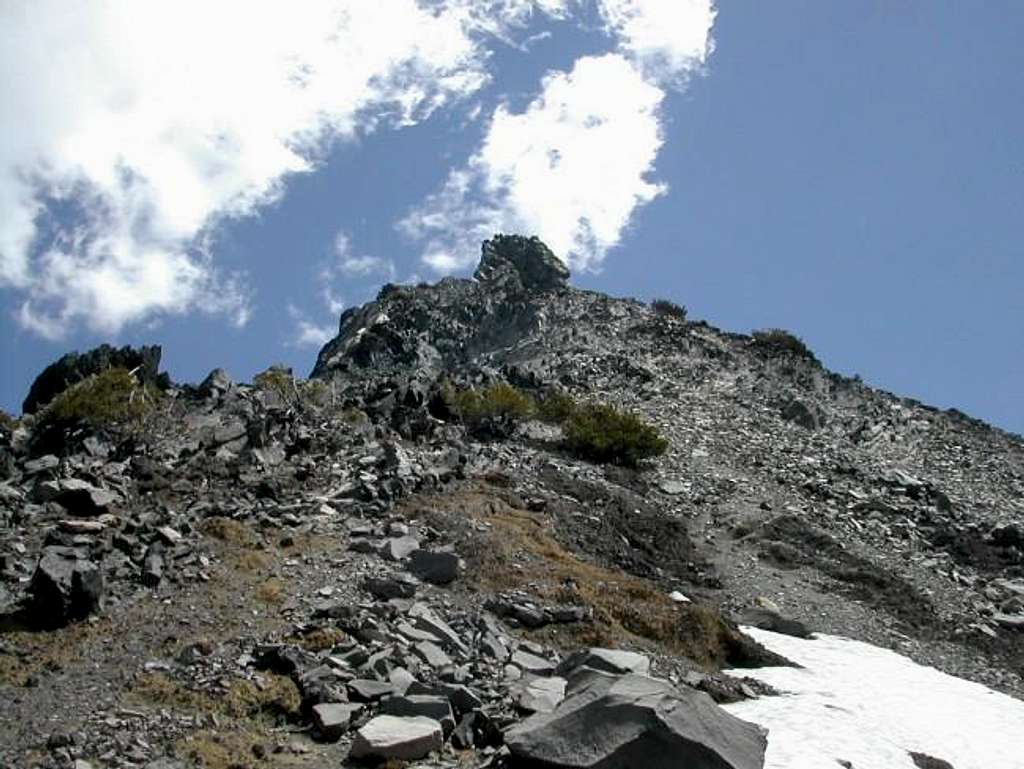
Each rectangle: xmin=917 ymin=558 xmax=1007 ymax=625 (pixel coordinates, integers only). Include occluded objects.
xmin=312 ymin=702 xmax=363 ymax=741
xmin=513 ymin=676 xmax=567 ymax=713
xmin=414 ymin=641 xmax=451 ymax=669
xmin=347 ymin=679 xmax=395 ymax=702
xmin=381 ymin=536 xmax=420 ymax=561
xmin=365 ymin=574 xmax=418 ymax=600
xmin=512 ymin=649 xmax=556 ymax=675
xmin=380 ymin=695 xmax=455 ymax=734
xmin=556 ymin=648 xmax=650 ymax=677
xmin=156 ymin=526 xmax=182 ymax=545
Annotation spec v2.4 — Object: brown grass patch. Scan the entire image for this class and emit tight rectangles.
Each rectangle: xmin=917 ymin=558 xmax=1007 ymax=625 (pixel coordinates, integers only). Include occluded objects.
xmin=202 ymin=517 xmax=262 ymax=548
xmin=255 ymin=579 xmax=286 ymax=604
xmin=175 ymin=729 xmax=270 ymax=769
xmin=131 ymin=671 xmax=300 ymax=721
xmin=407 ymin=486 xmax=758 ymax=669
xmin=0 ymin=616 xmax=114 ymax=686
xmin=286 ymin=626 xmax=348 ymax=652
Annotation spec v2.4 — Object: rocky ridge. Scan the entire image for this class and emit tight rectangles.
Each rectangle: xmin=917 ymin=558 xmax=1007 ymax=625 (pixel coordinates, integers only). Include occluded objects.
xmin=0 ymin=234 xmax=1022 ymax=769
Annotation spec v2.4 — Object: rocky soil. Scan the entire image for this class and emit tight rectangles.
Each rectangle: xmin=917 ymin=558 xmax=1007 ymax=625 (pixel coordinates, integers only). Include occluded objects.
xmin=1 ymin=235 xmax=1022 ymax=769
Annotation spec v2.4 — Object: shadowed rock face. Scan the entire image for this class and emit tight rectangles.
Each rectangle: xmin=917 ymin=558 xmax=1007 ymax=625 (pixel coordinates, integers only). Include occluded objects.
xmin=310 ymin=235 xmax=570 ymax=380
xmin=22 ymin=344 xmax=167 ymax=414
xmin=473 ymin=234 xmax=569 ymax=293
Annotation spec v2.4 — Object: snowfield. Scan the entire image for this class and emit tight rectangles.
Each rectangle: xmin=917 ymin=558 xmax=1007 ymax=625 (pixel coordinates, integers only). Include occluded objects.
xmin=725 ymin=628 xmax=1024 ymax=769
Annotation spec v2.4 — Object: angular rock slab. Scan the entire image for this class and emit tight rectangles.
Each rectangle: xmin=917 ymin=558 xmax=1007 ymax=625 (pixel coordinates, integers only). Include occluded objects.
xmin=349 ymin=715 xmax=443 ymax=761
xmin=505 ymin=672 xmax=766 ymax=769
xmin=312 ymin=702 xmax=363 ymax=742
xmin=556 ymin=647 xmax=650 ymax=677
xmin=29 ymin=547 xmax=104 ymax=626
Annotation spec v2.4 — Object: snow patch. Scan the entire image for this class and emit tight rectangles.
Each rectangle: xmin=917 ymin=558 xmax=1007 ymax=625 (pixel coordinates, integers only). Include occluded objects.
xmin=724 ymin=627 xmax=1024 ymax=769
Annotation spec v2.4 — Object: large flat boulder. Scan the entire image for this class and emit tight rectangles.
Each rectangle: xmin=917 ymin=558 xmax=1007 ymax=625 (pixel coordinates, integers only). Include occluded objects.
xmin=504 ymin=672 xmax=766 ymax=769
xmin=349 ymin=715 xmax=443 ymax=761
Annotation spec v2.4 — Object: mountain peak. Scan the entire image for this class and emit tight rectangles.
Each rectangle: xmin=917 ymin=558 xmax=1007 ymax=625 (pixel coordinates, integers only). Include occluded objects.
xmin=473 ymin=234 xmax=570 ymax=293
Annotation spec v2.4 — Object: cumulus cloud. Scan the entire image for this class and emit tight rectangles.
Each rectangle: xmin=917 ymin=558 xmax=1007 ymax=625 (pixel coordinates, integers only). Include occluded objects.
xmin=1 ymin=0 xmax=716 ymax=338
xmin=401 ymin=1 xmax=715 ymax=274
xmin=400 ymin=53 xmax=668 ymax=273
xmin=597 ymin=0 xmax=716 ymax=84
xmin=333 ymin=232 xmax=397 ymax=280
xmin=0 ymin=1 xmax=528 ymax=337
xmin=287 ymin=304 xmax=336 ymax=349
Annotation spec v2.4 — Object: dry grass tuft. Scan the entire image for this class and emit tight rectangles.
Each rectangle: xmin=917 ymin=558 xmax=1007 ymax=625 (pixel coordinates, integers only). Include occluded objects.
xmin=202 ymin=517 xmax=261 ymax=548
xmin=409 ymin=486 xmax=750 ymax=669
xmin=286 ymin=626 xmax=348 ymax=652
xmin=176 ymin=729 xmax=271 ymax=769
xmin=132 ymin=671 xmax=300 ymax=721
xmin=255 ymin=578 xmax=286 ymax=604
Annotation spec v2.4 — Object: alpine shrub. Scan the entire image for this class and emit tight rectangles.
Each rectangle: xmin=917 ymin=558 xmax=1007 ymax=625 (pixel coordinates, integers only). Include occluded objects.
xmin=651 ymin=299 xmax=688 ymax=321
xmin=536 ymin=389 xmax=578 ymax=424
xmin=38 ymin=368 xmax=159 ymax=430
xmin=752 ymin=328 xmax=817 ymax=362
xmin=449 ymin=383 xmax=535 ymax=431
xmin=563 ymin=403 xmax=668 ymax=467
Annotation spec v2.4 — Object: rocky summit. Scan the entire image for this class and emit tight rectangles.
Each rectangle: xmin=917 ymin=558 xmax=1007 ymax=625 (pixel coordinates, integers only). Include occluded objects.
xmin=1 ymin=234 xmax=1022 ymax=769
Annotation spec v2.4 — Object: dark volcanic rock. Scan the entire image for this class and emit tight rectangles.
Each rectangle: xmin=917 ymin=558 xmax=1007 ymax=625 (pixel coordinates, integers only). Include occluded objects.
xmin=909 ymin=752 xmax=956 ymax=769
xmin=473 ymin=234 xmax=569 ymax=293
xmin=23 ymin=343 xmax=167 ymax=414
xmin=505 ymin=671 xmax=767 ymax=769
xmin=29 ymin=547 xmax=104 ymax=626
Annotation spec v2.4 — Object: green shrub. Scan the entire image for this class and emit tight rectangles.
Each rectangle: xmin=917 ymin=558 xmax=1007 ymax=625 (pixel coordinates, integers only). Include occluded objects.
xmin=752 ymin=328 xmax=817 ymax=362
xmin=537 ymin=389 xmax=578 ymax=424
xmin=651 ymin=299 xmax=688 ymax=321
xmin=449 ymin=383 xmax=535 ymax=428
xmin=253 ymin=366 xmax=296 ymax=402
xmin=38 ymin=368 xmax=159 ymax=429
xmin=563 ymin=403 xmax=668 ymax=467
xmin=0 ymin=410 xmax=16 ymax=432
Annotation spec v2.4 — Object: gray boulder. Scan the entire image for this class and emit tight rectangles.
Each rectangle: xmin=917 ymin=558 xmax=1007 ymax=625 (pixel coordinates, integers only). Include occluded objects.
xmin=504 ymin=672 xmax=766 ymax=769
xmin=29 ymin=547 xmax=104 ymax=626
xmin=380 ymin=694 xmax=455 ymax=734
xmin=349 ymin=715 xmax=443 ymax=761
xmin=408 ymin=549 xmax=460 ymax=584
xmin=736 ymin=607 xmax=812 ymax=639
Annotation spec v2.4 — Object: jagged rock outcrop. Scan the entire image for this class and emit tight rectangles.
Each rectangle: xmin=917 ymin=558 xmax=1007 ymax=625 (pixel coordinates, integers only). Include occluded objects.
xmin=311 ymin=234 xmax=568 ymax=380
xmin=473 ymin=234 xmax=569 ymax=293
xmin=22 ymin=343 xmax=168 ymax=414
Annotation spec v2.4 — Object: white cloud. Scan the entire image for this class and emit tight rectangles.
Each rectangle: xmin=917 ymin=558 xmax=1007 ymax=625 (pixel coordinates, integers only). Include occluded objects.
xmin=0 ymin=1 xmax=532 ymax=337
xmin=401 ymin=1 xmax=715 ymax=274
xmin=286 ymin=304 xmax=336 ymax=349
xmin=400 ymin=53 xmax=669 ymax=273
xmin=1 ymin=0 xmax=717 ymax=338
xmin=597 ymin=0 xmax=716 ymax=84
xmin=333 ymin=232 xmax=396 ymax=279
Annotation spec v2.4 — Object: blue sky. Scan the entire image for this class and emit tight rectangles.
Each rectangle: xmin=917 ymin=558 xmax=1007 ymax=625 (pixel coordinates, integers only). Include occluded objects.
xmin=1 ymin=1 xmax=1021 ymax=434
